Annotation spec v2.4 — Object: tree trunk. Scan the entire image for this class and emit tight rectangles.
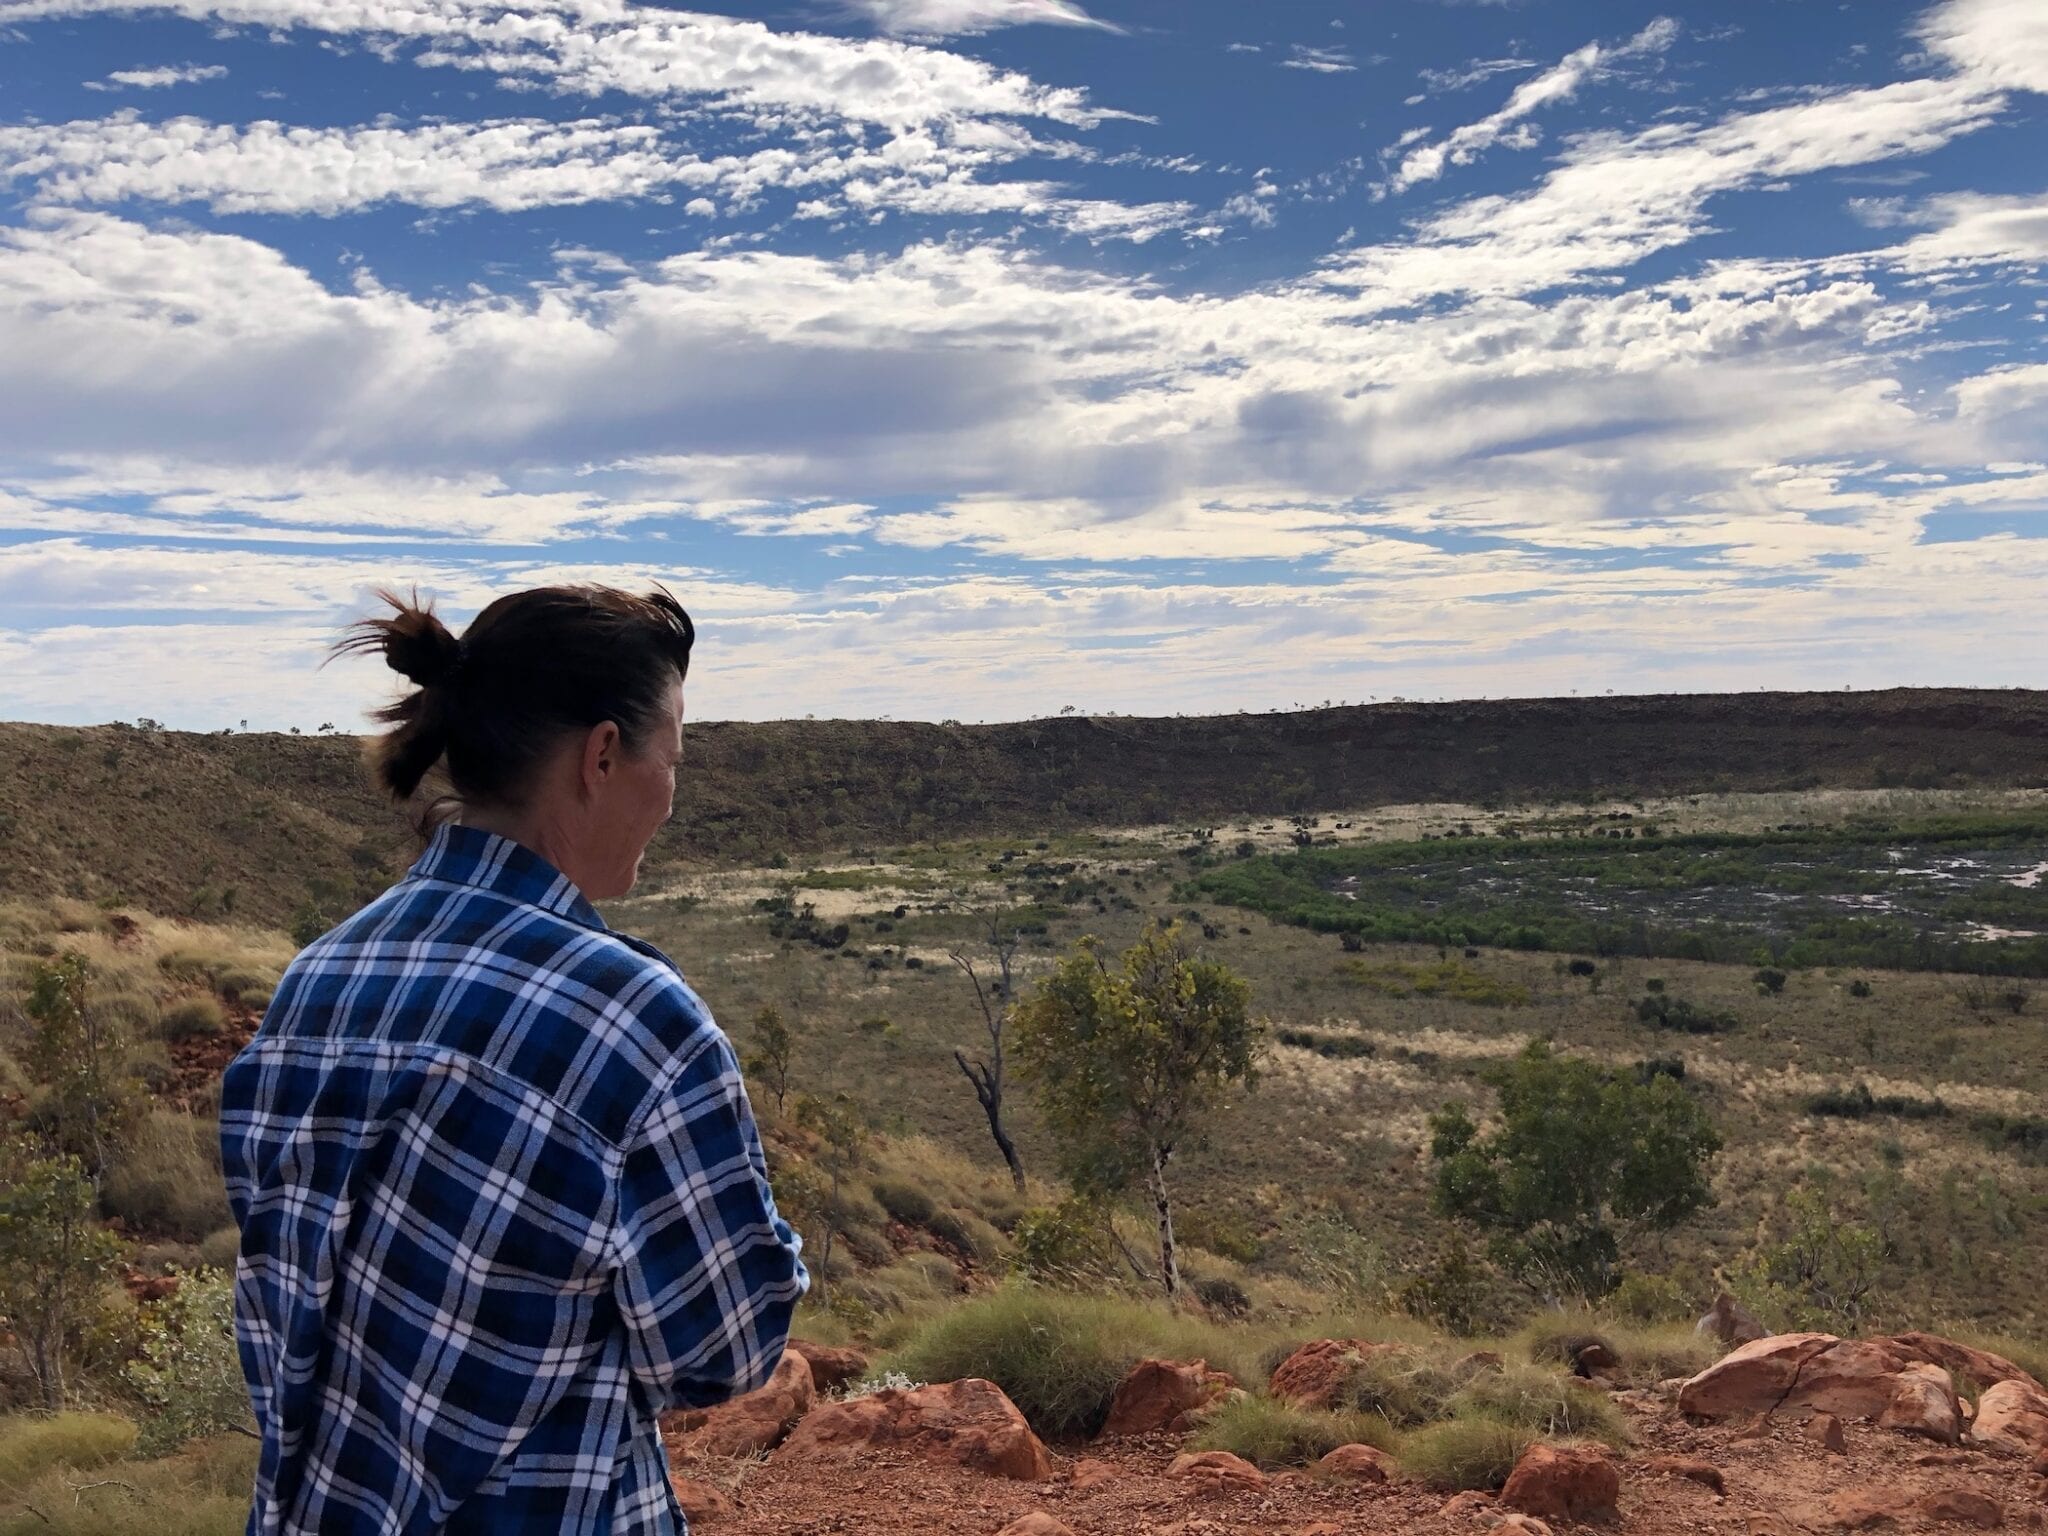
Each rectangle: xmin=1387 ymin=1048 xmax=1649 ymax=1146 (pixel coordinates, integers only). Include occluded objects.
xmin=1149 ymin=1145 xmax=1180 ymax=1302
xmin=954 ymin=1049 xmax=1027 ymax=1194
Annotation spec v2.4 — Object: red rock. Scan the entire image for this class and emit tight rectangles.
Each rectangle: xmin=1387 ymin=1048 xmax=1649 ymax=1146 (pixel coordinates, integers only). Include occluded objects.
xmin=1825 ymin=1489 xmax=1908 ymax=1530
xmin=786 ymin=1338 xmax=870 ymax=1394
xmin=1268 ymin=1338 xmax=1403 ymax=1410
xmin=1918 ymin=1489 xmax=2004 ymax=1528
xmin=1097 ymin=1358 xmax=1238 ymax=1438
xmin=1437 ymin=1490 xmax=1495 ymax=1520
xmin=1880 ymin=1361 xmax=1964 ymax=1444
xmin=1313 ymin=1443 xmax=1395 ymax=1483
xmin=1807 ymin=1412 xmax=1848 ymax=1453
xmin=1679 ymin=1334 xmax=1961 ymax=1441
xmin=1295 ymin=1524 xmax=1344 ymax=1536
xmin=668 ymin=1475 xmax=734 ymax=1524
xmin=1494 ymin=1518 xmax=1554 ymax=1536
xmin=996 ymin=1516 xmax=1075 ymax=1536
xmin=776 ymin=1377 xmax=1053 ymax=1481
xmin=1643 ymin=1455 xmax=1726 ymax=1495
xmin=664 ymin=1351 xmax=815 ymax=1460
xmin=1886 ymin=1335 xmax=2046 ymax=1394
xmin=1498 ymin=1443 xmax=1621 ymax=1521
xmin=1166 ymin=1450 xmax=1267 ymax=1492
xmin=1974 ymin=1380 xmax=2048 ymax=1458
xmin=1068 ymin=1456 xmax=1116 ymax=1493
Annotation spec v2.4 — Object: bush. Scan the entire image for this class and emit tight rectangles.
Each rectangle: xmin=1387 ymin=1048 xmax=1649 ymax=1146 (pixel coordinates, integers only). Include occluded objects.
xmin=884 ymin=1289 xmax=1246 ymax=1440
xmin=1519 ymin=1316 xmax=1616 ymax=1368
xmin=0 ymin=1412 xmax=135 ymax=1496
xmin=1634 ymin=995 xmax=1738 ymax=1034
xmin=1398 ymin=1415 xmax=1533 ymax=1490
xmin=1334 ymin=1349 xmax=1461 ymax=1427
xmin=1189 ymin=1396 xmax=1395 ymax=1468
xmin=1607 ymin=1271 xmax=1689 ymax=1323
xmin=1753 ymin=967 xmax=1788 ymax=995
xmin=1192 ymin=1274 xmax=1251 ymax=1318
xmin=126 ymin=1270 xmax=252 ymax=1456
xmin=160 ymin=997 xmax=226 ymax=1042
xmin=1848 ymin=978 xmax=1874 ymax=998
xmin=871 ymin=1178 xmax=937 ymax=1228
xmin=101 ymin=1113 xmax=230 ymax=1242
xmin=1009 ymin=1198 xmax=1113 ymax=1285
xmin=1449 ymin=1364 xmax=1628 ymax=1445
xmin=197 ymin=1225 xmax=240 ymax=1270
xmin=1805 ymin=1082 xmax=1948 ymax=1120
xmin=213 ymin=969 xmax=274 ymax=1006
xmin=925 ymin=1207 xmax=1000 ymax=1262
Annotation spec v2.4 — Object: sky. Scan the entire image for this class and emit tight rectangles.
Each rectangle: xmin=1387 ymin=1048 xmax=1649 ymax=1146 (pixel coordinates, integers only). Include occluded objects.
xmin=0 ymin=0 xmax=2044 ymax=730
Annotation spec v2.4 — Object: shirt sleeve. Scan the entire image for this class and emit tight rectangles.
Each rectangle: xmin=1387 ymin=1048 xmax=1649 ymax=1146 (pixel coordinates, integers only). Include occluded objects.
xmin=608 ymin=1028 xmax=809 ymax=1412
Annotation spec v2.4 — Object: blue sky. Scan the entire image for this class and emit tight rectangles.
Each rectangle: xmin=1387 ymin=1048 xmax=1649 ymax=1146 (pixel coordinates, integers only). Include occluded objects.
xmin=0 ymin=0 xmax=2043 ymax=729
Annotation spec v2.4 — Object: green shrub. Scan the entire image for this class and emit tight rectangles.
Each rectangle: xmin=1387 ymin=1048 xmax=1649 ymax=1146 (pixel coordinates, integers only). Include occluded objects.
xmin=1517 ymin=1315 xmax=1617 ymax=1368
xmin=1601 ymin=1322 xmax=1718 ymax=1383
xmin=127 ymin=1270 xmax=252 ymax=1456
xmin=1188 ymin=1396 xmax=1395 ymax=1468
xmin=197 ymin=1226 xmax=240 ymax=1270
xmin=160 ymin=997 xmax=226 ymax=1042
xmin=1449 ymin=1364 xmax=1628 ymax=1445
xmin=213 ymin=969 xmax=274 ymax=1006
xmin=871 ymin=1179 xmax=937 ymax=1228
xmin=1606 ymin=1272 xmax=1690 ymax=1323
xmin=925 ymin=1207 xmax=1000 ymax=1262
xmin=0 ymin=1413 xmax=135 ymax=1496
xmin=884 ymin=1288 xmax=1247 ymax=1440
xmin=1009 ymin=1197 xmax=1114 ymax=1285
xmin=1398 ymin=1415 xmax=1533 ymax=1491
xmin=1333 ymin=1349 xmax=1461 ymax=1427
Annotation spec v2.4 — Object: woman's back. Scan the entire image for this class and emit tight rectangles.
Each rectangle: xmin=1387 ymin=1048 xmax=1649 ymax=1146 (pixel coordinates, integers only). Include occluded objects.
xmin=222 ymin=818 xmax=805 ymax=1533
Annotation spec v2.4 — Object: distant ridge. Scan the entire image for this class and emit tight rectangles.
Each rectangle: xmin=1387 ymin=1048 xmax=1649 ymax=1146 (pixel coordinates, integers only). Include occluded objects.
xmin=2 ymin=687 xmax=2044 ymax=926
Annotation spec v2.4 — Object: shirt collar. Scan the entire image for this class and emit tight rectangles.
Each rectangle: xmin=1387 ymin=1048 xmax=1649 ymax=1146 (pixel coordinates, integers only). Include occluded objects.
xmin=407 ymin=822 xmax=609 ymax=932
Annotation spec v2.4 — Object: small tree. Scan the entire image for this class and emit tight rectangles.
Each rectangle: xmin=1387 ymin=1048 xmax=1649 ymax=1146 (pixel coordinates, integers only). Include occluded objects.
xmin=24 ymin=952 xmax=142 ymax=1179
xmin=950 ymin=919 xmax=1027 ymax=1193
xmin=0 ymin=1141 xmax=123 ymax=1406
xmin=790 ymin=1092 xmax=868 ymax=1293
xmin=1732 ymin=1180 xmax=1884 ymax=1333
xmin=127 ymin=1268 xmax=255 ymax=1455
xmin=1012 ymin=922 xmax=1261 ymax=1301
xmin=1428 ymin=1039 xmax=1721 ymax=1301
xmin=743 ymin=1005 xmax=796 ymax=1116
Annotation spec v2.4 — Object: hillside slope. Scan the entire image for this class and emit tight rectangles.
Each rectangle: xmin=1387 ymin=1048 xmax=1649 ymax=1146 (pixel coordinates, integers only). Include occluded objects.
xmin=2 ymin=687 xmax=2043 ymax=924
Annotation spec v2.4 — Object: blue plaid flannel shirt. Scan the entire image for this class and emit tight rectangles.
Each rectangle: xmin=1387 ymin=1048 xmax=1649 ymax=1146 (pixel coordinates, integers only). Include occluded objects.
xmin=220 ymin=823 xmax=807 ymax=1535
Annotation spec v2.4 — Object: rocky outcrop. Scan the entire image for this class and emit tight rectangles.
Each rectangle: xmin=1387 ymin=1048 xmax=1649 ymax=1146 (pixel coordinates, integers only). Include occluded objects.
xmin=1498 ymin=1443 xmax=1622 ymax=1521
xmin=776 ymin=1377 xmax=1053 ymax=1481
xmin=1268 ymin=1338 xmax=1403 ymax=1410
xmin=1166 ymin=1450 xmax=1267 ymax=1493
xmin=786 ymin=1338 xmax=871 ymax=1394
xmin=1973 ymin=1379 xmax=2048 ymax=1458
xmin=1314 ymin=1443 xmax=1395 ymax=1483
xmin=1886 ymin=1334 xmax=2045 ymax=1394
xmin=1097 ymin=1358 xmax=1239 ymax=1438
xmin=1678 ymin=1334 xmax=1961 ymax=1442
xmin=664 ymin=1352 xmax=816 ymax=1460
xmin=668 ymin=1475 xmax=735 ymax=1524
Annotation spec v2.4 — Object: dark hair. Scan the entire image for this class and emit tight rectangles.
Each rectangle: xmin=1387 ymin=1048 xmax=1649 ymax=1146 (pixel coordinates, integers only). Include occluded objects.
xmin=333 ymin=584 xmax=694 ymax=810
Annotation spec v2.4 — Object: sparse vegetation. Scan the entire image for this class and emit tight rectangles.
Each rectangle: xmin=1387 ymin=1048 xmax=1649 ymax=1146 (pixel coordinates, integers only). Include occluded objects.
xmin=1397 ymin=1415 xmax=1534 ymax=1491
xmin=1189 ymin=1395 xmax=1396 ymax=1468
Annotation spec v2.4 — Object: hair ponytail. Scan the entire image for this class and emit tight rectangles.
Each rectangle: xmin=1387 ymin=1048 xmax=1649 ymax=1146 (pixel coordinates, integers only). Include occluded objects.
xmin=331 ymin=589 xmax=463 ymax=802
xmin=330 ymin=582 xmax=694 ymax=818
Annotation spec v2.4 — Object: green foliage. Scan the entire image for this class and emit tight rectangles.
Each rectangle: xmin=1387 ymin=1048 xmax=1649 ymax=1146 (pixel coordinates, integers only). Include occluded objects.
xmin=1732 ymin=1182 xmax=1885 ymax=1333
xmin=0 ymin=1142 xmax=123 ymax=1406
xmin=884 ymin=1288 xmax=1246 ymax=1440
xmin=1606 ymin=1271 xmax=1691 ymax=1323
xmin=871 ymin=1178 xmax=937 ymax=1228
xmin=1397 ymin=1415 xmax=1534 ymax=1491
xmin=1188 ymin=1396 xmax=1396 ymax=1468
xmin=22 ymin=952 xmax=145 ymax=1176
xmin=126 ymin=1270 xmax=252 ymax=1457
xmin=1848 ymin=977 xmax=1874 ymax=998
xmin=0 ymin=1413 xmax=135 ymax=1497
xmin=1753 ymin=966 xmax=1788 ymax=995
xmin=1009 ymin=1195 xmax=1114 ymax=1285
xmin=1339 ymin=960 xmax=1530 ymax=1007
xmin=100 ymin=1113 xmax=230 ymax=1243
xmin=1449 ymin=1364 xmax=1627 ymax=1445
xmin=788 ymin=1092 xmax=869 ymax=1291
xmin=1805 ymin=1082 xmax=1949 ymax=1121
xmin=1428 ymin=1040 xmax=1722 ymax=1299
xmin=1333 ymin=1350 xmax=1461 ymax=1427
xmin=743 ymin=1005 xmax=796 ymax=1115
xmin=1633 ymin=994 xmax=1738 ymax=1034
xmin=1012 ymin=922 xmax=1260 ymax=1299
xmin=1280 ymin=1210 xmax=1393 ymax=1308
xmin=1395 ymin=1235 xmax=1489 ymax=1334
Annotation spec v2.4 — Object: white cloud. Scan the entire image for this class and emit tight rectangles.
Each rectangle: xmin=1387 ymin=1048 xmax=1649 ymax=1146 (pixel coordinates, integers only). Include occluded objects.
xmin=1917 ymin=0 xmax=2048 ymax=93
xmin=1281 ymin=44 xmax=1356 ymax=74
xmin=848 ymin=0 xmax=1120 ymax=38
xmin=1381 ymin=18 xmax=1679 ymax=196
xmin=83 ymin=61 xmax=226 ymax=89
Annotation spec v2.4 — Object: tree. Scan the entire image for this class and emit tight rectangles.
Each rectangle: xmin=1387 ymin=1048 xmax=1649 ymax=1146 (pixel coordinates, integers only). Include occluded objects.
xmin=1012 ymin=922 xmax=1261 ymax=1301
xmin=127 ymin=1268 xmax=255 ymax=1455
xmin=743 ymin=1005 xmax=796 ymax=1116
xmin=950 ymin=918 xmax=1027 ymax=1193
xmin=24 ymin=952 xmax=142 ymax=1179
xmin=1428 ymin=1039 xmax=1721 ymax=1301
xmin=0 ymin=1141 xmax=122 ymax=1406
xmin=791 ymin=1092 xmax=868 ymax=1293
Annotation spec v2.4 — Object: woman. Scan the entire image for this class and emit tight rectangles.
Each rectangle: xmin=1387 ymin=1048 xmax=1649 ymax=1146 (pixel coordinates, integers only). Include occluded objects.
xmin=220 ymin=585 xmax=807 ymax=1535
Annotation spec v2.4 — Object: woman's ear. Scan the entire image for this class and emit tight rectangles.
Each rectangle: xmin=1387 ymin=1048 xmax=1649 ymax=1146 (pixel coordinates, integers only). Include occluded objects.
xmin=581 ymin=720 xmax=623 ymax=789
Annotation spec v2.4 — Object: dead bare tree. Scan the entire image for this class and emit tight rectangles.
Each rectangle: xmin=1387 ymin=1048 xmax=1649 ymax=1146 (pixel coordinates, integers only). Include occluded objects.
xmin=950 ymin=918 xmax=1027 ymax=1193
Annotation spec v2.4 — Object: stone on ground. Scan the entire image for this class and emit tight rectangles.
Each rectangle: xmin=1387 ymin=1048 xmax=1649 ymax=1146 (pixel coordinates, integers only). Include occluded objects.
xmin=1974 ymin=1379 xmax=2048 ymax=1458
xmin=664 ymin=1351 xmax=816 ymax=1460
xmin=1267 ymin=1338 xmax=1404 ymax=1410
xmin=668 ymin=1474 xmax=735 ymax=1524
xmin=1097 ymin=1358 xmax=1239 ymax=1437
xmin=1679 ymin=1334 xmax=1962 ymax=1441
xmin=1313 ymin=1442 xmax=1395 ymax=1483
xmin=1641 ymin=1454 xmax=1726 ymax=1495
xmin=786 ymin=1338 xmax=871 ymax=1394
xmin=1498 ymin=1442 xmax=1622 ymax=1521
xmin=995 ymin=1515 xmax=1075 ymax=1536
xmin=1166 ymin=1449 xmax=1267 ymax=1492
xmin=776 ymin=1377 xmax=1054 ymax=1481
